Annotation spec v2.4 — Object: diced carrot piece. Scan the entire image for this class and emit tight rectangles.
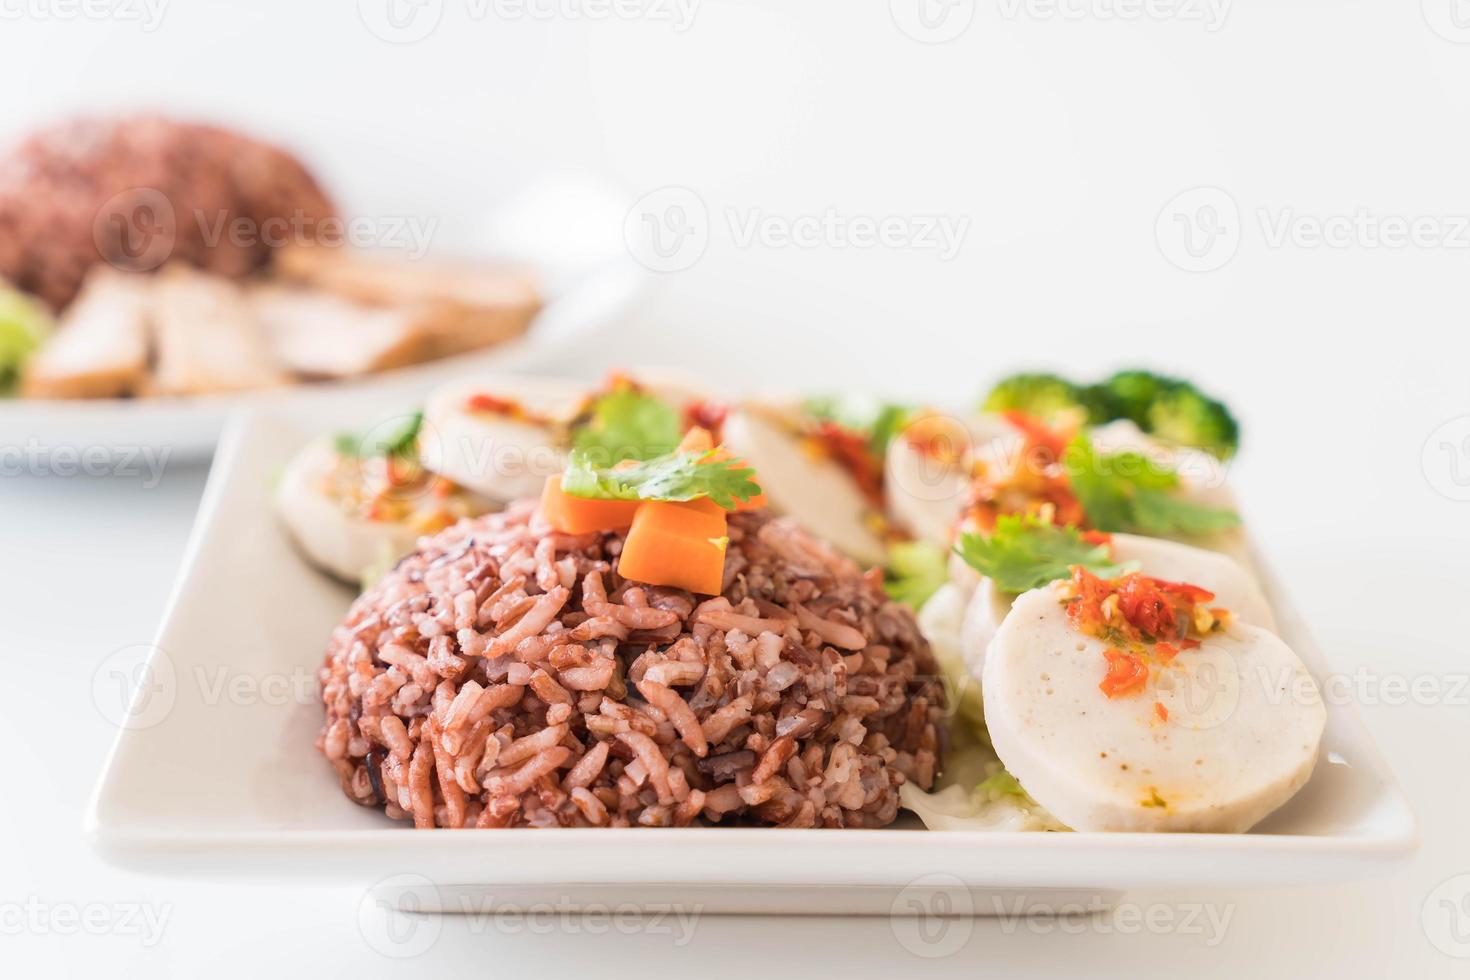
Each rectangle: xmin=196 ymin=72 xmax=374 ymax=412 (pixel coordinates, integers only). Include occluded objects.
xmin=619 ymin=499 xmax=728 ymax=595
xmin=539 ymin=477 xmax=641 ymax=534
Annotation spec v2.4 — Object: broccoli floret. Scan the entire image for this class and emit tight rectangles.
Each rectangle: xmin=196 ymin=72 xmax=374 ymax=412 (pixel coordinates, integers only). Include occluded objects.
xmin=0 ymin=285 xmax=51 ymax=394
xmin=1100 ymin=370 xmax=1239 ymax=458
xmin=982 ymin=372 xmax=1091 ymax=423
xmin=1146 ymin=383 xmax=1239 ymax=459
xmin=1098 ymin=369 xmax=1171 ymax=427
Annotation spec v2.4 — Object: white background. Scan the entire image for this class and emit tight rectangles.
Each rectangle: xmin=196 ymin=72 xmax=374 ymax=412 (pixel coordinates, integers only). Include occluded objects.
xmin=3 ymin=0 xmax=1470 ymax=976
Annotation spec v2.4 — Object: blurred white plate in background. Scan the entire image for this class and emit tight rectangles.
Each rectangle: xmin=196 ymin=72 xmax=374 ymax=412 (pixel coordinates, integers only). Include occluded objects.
xmin=0 ymin=175 xmax=647 ymax=461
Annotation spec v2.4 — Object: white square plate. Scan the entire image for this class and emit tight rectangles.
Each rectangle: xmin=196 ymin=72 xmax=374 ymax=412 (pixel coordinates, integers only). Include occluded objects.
xmin=87 ymin=410 xmax=1417 ymax=914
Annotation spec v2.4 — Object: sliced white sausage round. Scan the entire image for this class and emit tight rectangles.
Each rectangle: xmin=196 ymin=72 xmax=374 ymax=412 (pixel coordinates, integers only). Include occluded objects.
xmin=982 ymin=585 xmax=1325 ymax=833
xmin=884 ymin=414 xmax=1013 ymax=548
xmin=721 ymin=405 xmax=888 ymax=568
xmin=276 ymin=437 xmax=492 ymax=584
xmin=959 ymin=533 xmax=1276 ymax=680
xmin=419 ymin=375 xmax=586 ymax=502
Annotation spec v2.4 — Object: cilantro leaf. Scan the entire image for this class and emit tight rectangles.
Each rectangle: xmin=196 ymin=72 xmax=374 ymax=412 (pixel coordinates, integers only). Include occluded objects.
xmin=1131 ymin=489 xmax=1243 ymax=536
xmin=1063 ymin=434 xmax=1239 ymax=536
xmin=954 ymin=514 xmax=1132 ymax=593
xmin=883 ymin=540 xmax=949 ymax=610
xmin=803 ymin=393 xmax=915 ymax=457
xmin=334 ymin=412 xmax=423 ymax=459
xmin=561 ymin=448 xmax=762 ymax=510
xmin=571 ymin=389 xmax=682 ymax=465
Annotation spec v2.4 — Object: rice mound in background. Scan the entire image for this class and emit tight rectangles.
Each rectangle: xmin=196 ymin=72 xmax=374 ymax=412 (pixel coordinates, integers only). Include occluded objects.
xmin=0 ymin=114 xmax=336 ymax=311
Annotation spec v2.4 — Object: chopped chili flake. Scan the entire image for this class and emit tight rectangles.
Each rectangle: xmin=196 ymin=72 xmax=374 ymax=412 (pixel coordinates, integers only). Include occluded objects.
xmin=903 ymin=415 xmax=967 ymax=463
xmin=1062 ymin=566 xmax=1231 ymax=701
xmin=1001 ymin=410 xmax=1070 ymax=459
xmin=1154 ymin=701 xmax=1169 ymax=722
xmin=465 ymin=393 xmax=520 ymax=415
xmin=961 ymin=413 xmax=1084 ymax=533
xmin=1100 ymin=648 xmax=1149 ymax=698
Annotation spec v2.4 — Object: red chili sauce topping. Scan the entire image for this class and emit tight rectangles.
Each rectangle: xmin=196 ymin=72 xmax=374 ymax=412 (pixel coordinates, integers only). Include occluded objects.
xmin=1059 ymin=566 xmax=1231 ymax=702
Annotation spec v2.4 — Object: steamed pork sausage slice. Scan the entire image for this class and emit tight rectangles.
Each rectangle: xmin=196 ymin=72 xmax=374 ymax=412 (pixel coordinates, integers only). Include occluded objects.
xmin=419 ymin=375 xmax=586 ymax=502
xmin=721 ymin=405 xmax=887 ymax=567
xmin=982 ymin=583 xmax=1324 ymax=833
xmin=884 ymin=413 xmax=1014 ymax=548
xmin=960 ymin=533 xmax=1276 ymax=677
xmin=276 ymin=436 xmax=491 ymax=584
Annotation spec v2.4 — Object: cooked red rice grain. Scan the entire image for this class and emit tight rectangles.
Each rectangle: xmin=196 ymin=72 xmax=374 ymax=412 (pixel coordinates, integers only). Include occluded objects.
xmin=316 ymin=502 xmax=945 ymax=828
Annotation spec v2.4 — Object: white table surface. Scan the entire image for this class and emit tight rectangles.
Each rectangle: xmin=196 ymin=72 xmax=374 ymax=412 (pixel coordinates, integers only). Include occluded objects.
xmin=5 ymin=1 xmax=1470 ymax=975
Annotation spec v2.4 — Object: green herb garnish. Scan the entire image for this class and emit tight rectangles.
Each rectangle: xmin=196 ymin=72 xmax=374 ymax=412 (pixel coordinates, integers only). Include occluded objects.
xmin=561 ymin=448 xmax=761 ymax=511
xmin=954 ymin=514 xmax=1132 ymax=594
xmin=0 ymin=284 xmax=51 ymax=395
xmin=883 ymin=540 xmax=949 ymax=610
xmin=571 ymin=388 xmax=681 ymax=465
xmin=1063 ymin=434 xmax=1240 ymax=537
xmin=334 ymin=412 xmax=423 ymax=459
